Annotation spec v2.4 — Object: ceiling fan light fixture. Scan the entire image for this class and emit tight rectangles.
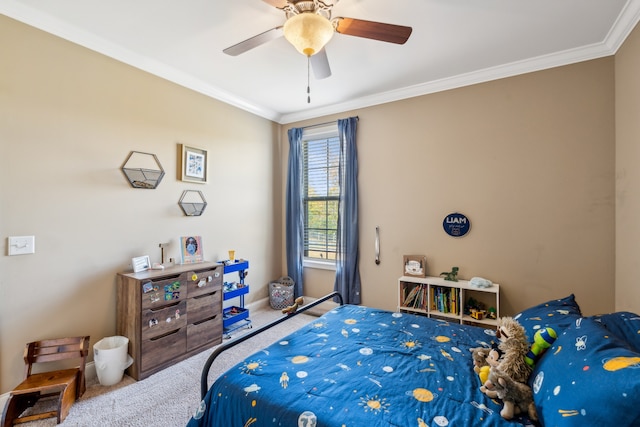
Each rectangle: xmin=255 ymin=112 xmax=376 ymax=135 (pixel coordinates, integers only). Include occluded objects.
xmin=283 ymin=12 xmax=334 ymax=57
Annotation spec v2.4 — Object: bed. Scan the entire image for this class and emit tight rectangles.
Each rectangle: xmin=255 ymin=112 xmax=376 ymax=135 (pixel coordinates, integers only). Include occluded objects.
xmin=188 ymin=293 xmax=640 ymax=427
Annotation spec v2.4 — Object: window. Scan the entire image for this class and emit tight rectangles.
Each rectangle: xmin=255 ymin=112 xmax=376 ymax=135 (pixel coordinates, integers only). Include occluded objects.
xmin=302 ymin=125 xmax=340 ymax=265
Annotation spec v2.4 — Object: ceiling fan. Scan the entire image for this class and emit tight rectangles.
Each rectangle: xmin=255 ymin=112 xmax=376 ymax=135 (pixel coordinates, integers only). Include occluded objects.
xmin=223 ymin=0 xmax=413 ymax=80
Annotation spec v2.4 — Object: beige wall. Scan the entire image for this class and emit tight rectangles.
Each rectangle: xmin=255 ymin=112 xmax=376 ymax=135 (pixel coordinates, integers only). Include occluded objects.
xmin=615 ymin=22 xmax=640 ymax=312
xmin=0 ymin=17 xmax=282 ymax=393
xmin=285 ymin=58 xmax=616 ymax=319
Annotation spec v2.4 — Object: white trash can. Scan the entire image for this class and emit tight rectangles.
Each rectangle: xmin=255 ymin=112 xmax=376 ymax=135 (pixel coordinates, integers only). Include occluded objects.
xmin=93 ymin=336 xmax=133 ymax=386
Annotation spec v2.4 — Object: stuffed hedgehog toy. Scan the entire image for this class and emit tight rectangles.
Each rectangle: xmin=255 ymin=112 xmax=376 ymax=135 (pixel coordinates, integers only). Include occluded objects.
xmin=492 ymin=316 xmax=532 ymax=383
xmin=482 ymin=367 xmax=538 ymax=421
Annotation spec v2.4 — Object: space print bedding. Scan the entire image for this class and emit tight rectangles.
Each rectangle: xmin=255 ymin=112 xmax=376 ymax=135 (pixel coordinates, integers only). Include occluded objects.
xmin=189 ymin=304 xmax=530 ymax=426
xmin=188 ymin=295 xmax=640 ymax=427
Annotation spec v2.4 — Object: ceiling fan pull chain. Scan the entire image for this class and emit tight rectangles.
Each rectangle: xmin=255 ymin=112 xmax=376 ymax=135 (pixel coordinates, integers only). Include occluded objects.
xmin=307 ymin=55 xmax=311 ymax=103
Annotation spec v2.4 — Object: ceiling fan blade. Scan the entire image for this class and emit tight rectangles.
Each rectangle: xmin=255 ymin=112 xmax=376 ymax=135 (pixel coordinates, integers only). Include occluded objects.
xmin=310 ymin=48 xmax=332 ymax=79
xmin=334 ymin=17 xmax=412 ymax=45
xmin=261 ymin=0 xmax=288 ymax=8
xmin=223 ymin=27 xmax=283 ymax=56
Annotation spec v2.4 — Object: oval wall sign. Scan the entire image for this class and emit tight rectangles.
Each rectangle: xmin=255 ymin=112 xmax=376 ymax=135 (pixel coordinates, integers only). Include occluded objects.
xmin=443 ymin=212 xmax=470 ymax=237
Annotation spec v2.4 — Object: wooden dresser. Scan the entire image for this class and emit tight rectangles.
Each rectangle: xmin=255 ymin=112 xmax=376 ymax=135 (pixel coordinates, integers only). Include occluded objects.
xmin=116 ymin=261 xmax=223 ymax=380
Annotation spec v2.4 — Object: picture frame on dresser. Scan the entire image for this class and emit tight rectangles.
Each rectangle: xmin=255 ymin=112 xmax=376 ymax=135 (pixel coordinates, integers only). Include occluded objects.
xmin=178 ymin=143 xmax=208 ymax=183
xmin=180 ymin=236 xmax=204 ymax=264
xmin=132 ymin=255 xmax=151 ymax=273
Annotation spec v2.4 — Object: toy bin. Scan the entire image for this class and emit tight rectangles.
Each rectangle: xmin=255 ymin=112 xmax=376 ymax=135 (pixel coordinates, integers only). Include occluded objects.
xmin=269 ymin=276 xmax=295 ymax=310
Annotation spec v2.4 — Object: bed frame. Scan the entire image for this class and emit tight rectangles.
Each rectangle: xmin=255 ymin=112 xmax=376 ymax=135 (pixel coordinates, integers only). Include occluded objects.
xmin=199 ymin=292 xmax=344 ymax=398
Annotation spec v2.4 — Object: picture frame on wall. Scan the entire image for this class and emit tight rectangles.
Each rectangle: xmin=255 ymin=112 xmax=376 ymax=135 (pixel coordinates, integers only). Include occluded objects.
xmin=179 ymin=144 xmax=208 ymax=184
xmin=403 ymin=255 xmax=427 ymax=277
xmin=180 ymin=236 xmax=204 ymax=264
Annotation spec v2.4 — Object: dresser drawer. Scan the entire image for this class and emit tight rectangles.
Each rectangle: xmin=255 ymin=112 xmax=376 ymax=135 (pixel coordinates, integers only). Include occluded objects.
xmin=141 ymin=327 xmax=186 ymax=372
xmin=140 ymin=274 xmax=187 ymax=310
xmin=141 ymin=300 xmax=187 ymax=340
xmin=187 ymin=315 xmax=222 ymax=352
xmin=186 ymin=266 xmax=223 ymax=298
xmin=187 ymin=290 xmax=222 ymax=324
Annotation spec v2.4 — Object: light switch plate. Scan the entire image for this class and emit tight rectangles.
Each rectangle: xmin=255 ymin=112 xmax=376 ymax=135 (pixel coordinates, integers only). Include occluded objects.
xmin=8 ymin=236 xmax=35 ymax=255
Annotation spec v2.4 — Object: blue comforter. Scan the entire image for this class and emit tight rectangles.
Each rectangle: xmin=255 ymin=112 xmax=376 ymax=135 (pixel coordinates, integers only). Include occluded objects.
xmin=188 ymin=305 xmax=536 ymax=426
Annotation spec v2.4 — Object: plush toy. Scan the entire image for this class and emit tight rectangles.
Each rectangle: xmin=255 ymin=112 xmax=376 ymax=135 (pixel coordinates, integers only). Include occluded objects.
xmin=492 ymin=316 xmax=532 ymax=383
xmin=470 ymin=347 xmax=490 ymax=369
xmin=469 ymin=347 xmax=491 ymax=383
xmin=282 ymin=297 xmax=304 ymax=314
xmin=482 ymin=368 xmax=538 ymax=421
xmin=524 ymin=327 xmax=557 ymax=368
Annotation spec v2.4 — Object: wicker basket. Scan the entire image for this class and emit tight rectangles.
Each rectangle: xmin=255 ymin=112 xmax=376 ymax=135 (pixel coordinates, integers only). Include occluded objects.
xmin=269 ymin=277 xmax=295 ymax=310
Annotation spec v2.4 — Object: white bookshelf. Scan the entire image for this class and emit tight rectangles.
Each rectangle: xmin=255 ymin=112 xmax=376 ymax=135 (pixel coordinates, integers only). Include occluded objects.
xmin=398 ymin=275 xmax=500 ymax=326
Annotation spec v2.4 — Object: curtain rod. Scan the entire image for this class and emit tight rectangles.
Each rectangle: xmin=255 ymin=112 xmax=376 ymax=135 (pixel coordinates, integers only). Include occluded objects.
xmin=301 ymin=116 xmax=359 ymax=130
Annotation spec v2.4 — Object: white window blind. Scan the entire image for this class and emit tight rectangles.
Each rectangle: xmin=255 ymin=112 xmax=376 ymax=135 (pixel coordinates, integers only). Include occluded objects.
xmin=302 ymin=125 xmax=340 ymax=261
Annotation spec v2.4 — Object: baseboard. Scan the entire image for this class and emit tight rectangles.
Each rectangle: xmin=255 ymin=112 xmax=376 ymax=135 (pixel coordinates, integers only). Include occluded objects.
xmin=245 ymin=297 xmax=271 ymax=311
xmin=86 ymin=360 xmax=97 ymax=382
xmin=0 ymin=392 xmax=7 ymax=412
xmin=246 ymin=296 xmax=338 ymax=316
xmin=299 ymin=296 xmax=340 ymax=316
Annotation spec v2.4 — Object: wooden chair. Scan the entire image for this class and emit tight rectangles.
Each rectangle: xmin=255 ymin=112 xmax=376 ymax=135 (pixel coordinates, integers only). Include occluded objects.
xmin=1 ymin=336 xmax=90 ymax=426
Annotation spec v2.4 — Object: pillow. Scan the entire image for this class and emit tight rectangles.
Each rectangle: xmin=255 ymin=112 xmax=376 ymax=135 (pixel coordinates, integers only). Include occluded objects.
xmin=529 ymin=317 xmax=640 ymax=427
xmin=591 ymin=311 xmax=640 ymax=353
xmin=513 ymin=294 xmax=583 ymax=342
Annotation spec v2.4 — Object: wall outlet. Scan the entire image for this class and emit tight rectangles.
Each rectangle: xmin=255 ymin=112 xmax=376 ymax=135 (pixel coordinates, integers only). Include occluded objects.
xmin=8 ymin=236 xmax=35 ymax=255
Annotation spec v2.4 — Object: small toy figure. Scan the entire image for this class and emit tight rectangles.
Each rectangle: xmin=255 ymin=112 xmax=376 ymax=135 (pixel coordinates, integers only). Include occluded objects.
xmin=469 ymin=347 xmax=491 ymax=383
xmin=440 ymin=266 xmax=459 ymax=282
xmin=282 ymin=297 xmax=304 ymax=314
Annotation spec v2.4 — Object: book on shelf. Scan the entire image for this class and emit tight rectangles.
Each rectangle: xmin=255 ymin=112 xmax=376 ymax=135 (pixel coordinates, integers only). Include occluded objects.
xmin=431 ymin=286 xmax=460 ymax=315
xmin=402 ymin=284 xmax=428 ymax=310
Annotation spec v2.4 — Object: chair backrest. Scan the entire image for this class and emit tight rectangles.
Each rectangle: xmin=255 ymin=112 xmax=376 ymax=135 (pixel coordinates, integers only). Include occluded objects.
xmin=23 ymin=336 xmax=90 ymax=397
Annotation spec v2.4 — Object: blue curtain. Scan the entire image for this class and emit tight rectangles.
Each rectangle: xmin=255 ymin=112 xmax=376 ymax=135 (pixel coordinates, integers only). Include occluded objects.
xmin=334 ymin=117 xmax=361 ymax=304
xmin=285 ymin=127 xmax=304 ymax=298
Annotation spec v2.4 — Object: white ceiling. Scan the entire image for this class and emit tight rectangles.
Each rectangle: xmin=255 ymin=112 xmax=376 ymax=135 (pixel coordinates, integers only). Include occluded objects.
xmin=2 ymin=0 xmax=640 ymax=124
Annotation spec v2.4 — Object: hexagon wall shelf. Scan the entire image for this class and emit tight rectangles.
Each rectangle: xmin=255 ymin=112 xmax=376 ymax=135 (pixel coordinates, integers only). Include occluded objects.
xmin=121 ymin=151 xmax=165 ymax=189
xmin=179 ymin=190 xmax=207 ymax=216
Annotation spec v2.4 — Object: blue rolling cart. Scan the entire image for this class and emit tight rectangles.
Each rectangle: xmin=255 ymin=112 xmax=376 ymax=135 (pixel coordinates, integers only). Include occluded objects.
xmin=221 ymin=259 xmax=251 ymax=338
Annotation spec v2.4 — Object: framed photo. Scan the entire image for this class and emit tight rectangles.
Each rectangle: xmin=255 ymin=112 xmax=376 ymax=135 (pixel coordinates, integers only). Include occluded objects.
xmin=403 ymin=255 xmax=427 ymax=277
xmin=132 ymin=255 xmax=151 ymax=273
xmin=179 ymin=144 xmax=208 ymax=184
xmin=180 ymin=236 xmax=204 ymax=264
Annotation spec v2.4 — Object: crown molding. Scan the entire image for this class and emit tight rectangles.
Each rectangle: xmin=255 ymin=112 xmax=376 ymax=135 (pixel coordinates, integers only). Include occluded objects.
xmin=4 ymin=0 xmax=640 ymax=125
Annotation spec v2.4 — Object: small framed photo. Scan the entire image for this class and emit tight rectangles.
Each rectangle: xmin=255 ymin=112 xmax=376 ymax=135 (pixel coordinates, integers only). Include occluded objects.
xmin=179 ymin=144 xmax=208 ymax=184
xmin=403 ymin=255 xmax=427 ymax=277
xmin=132 ymin=255 xmax=151 ymax=273
xmin=180 ymin=236 xmax=204 ymax=264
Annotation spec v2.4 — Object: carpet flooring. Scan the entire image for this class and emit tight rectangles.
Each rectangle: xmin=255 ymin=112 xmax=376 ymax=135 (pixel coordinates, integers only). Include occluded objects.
xmin=16 ymin=304 xmax=318 ymax=427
